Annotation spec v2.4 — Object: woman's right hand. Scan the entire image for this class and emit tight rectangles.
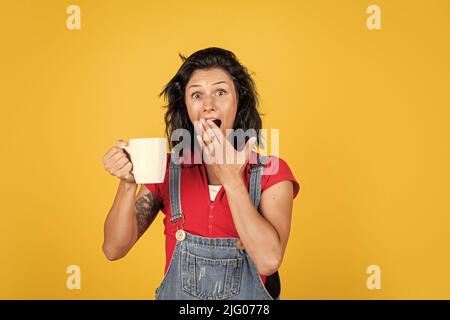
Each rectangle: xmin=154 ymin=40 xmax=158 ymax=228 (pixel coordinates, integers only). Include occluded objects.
xmin=103 ymin=139 xmax=136 ymax=184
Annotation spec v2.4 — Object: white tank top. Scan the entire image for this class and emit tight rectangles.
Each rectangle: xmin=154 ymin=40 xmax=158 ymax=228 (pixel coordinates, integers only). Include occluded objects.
xmin=208 ymin=185 xmax=222 ymax=201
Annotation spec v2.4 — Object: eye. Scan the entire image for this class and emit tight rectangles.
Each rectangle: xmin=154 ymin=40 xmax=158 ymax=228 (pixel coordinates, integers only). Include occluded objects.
xmin=216 ymin=89 xmax=227 ymax=96
xmin=191 ymin=92 xmax=201 ymax=99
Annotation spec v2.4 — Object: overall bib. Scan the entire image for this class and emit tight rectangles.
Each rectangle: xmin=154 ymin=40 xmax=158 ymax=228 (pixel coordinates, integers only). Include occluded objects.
xmin=155 ymin=154 xmax=278 ymax=300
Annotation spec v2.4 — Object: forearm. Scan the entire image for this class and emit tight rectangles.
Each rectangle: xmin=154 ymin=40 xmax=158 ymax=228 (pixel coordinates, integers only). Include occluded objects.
xmin=223 ymin=176 xmax=282 ymax=275
xmin=103 ymin=180 xmax=139 ymax=258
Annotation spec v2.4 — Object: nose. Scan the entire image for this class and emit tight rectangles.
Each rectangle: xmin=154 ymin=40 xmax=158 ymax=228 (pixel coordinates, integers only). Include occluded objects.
xmin=202 ymin=95 xmax=216 ymax=112
xmin=203 ymin=104 xmax=215 ymax=112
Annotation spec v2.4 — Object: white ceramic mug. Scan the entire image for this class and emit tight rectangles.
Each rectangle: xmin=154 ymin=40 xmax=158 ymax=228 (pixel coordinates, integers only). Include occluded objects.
xmin=121 ymin=138 xmax=167 ymax=184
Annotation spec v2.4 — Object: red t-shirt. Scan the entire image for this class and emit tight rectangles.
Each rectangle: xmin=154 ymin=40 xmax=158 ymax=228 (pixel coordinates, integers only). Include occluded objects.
xmin=145 ymin=151 xmax=300 ymax=285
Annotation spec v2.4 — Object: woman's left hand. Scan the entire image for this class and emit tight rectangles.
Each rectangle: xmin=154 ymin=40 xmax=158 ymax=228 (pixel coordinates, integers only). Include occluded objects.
xmin=195 ymin=119 xmax=257 ymax=187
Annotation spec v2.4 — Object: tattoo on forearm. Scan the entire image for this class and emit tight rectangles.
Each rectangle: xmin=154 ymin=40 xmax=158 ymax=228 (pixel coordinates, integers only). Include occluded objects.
xmin=135 ymin=193 xmax=161 ymax=238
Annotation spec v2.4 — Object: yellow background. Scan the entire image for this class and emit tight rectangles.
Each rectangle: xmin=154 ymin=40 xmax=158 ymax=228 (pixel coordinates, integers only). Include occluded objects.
xmin=1 ymin=0 xmax=449 ymax=299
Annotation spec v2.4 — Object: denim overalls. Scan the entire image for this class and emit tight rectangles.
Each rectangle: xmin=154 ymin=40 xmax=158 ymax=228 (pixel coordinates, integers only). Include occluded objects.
xmin=155 ymin=153 xmax=276 ymax=300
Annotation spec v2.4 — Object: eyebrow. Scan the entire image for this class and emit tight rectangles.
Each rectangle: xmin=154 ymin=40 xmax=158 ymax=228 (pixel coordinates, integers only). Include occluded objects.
xmin=187 ymin=81 xmax=228 ymax=90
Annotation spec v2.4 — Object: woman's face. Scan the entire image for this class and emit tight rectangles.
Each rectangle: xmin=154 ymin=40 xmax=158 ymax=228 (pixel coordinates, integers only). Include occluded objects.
xmin=185 ymin=67 xmax=238 ymax=138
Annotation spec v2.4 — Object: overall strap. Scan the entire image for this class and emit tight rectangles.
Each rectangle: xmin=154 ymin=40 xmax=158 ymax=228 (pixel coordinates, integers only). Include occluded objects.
xmin=248 ymin=155 xmax=268 ymax=210
xmin=169 ymin=156 xmax=183 ymax=224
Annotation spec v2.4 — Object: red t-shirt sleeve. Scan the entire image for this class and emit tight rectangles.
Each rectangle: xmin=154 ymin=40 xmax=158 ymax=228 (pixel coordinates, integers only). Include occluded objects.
xmin=261 ymin=156 xmax=300 ymax=199
xmin=143 ymin=182 xmax=163 ymax=204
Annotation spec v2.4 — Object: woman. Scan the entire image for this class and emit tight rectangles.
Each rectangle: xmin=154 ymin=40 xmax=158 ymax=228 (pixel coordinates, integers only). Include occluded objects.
xmin=102 ymin=47 xmax=300 ymax=300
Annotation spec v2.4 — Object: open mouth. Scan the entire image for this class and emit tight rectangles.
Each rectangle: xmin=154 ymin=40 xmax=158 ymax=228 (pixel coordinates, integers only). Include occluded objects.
xmin=212 ymin=119 xmax=222 ymax=128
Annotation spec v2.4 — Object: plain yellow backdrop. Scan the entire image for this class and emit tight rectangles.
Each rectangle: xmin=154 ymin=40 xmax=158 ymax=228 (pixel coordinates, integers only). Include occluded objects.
xmin=1 ymin=0 xmax=449 ymax=299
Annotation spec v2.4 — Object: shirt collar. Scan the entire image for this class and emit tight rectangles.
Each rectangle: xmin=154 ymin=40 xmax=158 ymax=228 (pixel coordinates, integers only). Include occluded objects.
xmin=177 ymin=149 xmax=269 ymax=169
